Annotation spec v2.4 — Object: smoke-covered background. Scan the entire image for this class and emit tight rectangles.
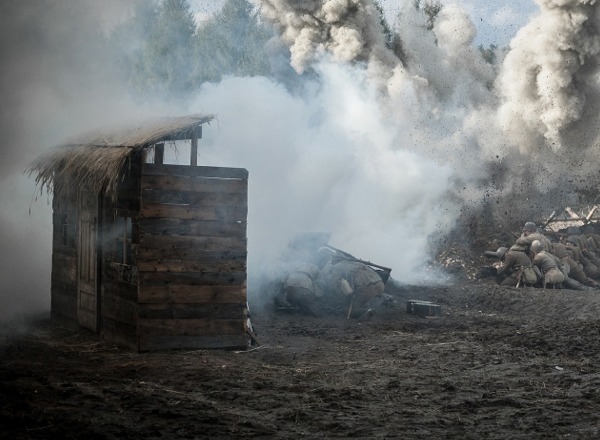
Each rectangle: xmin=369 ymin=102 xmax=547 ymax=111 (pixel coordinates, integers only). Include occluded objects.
xmin=2 ymin=0 xmax=600 ymax=320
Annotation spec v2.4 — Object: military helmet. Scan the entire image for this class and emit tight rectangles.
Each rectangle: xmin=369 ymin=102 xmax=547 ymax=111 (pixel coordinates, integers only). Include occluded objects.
xmin=530 ymin=240 xmax=545 ymax=253
xmin=510 ymin=244 xmax=527 ymax=252
xmin=523 ymin=222 xmax=537 ymax=232
xmin=486 ymin=247 xmax=508 ymax=259
xmin=566 ymin=237 xmax=578 ymax=245
xmin=484 ymin=247 xmax=507 ymax=259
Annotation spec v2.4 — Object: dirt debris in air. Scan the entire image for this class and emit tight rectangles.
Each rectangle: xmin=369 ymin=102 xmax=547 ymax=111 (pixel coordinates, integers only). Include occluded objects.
xmin=2 ymin=278 xmax=600 ymax=439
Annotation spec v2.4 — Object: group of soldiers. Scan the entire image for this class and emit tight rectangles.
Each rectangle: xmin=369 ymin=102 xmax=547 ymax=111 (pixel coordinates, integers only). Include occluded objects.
xmin=483 ymin=221 xmax=600 ymax=290
xmin=274 ymin=245 xmax=391 ymax=318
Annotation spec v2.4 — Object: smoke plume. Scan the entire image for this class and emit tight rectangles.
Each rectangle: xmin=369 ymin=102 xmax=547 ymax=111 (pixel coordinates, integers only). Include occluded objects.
xmin=259 ymin=0 xmax=401 ymax=89
xmin=497 ymin=0 xmax=600 ymax=152
xmin=0 ymin=0 xmax=152 ymax=321
xmin=5 ymin=0 xmax=600 ymax=320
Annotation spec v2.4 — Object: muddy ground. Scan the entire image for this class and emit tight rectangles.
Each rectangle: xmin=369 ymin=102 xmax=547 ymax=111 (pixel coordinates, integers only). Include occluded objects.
xmin=2 ymin=278 xmax=600 ymax=440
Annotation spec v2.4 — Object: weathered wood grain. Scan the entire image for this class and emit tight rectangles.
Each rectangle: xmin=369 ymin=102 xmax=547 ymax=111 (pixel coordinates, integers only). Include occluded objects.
xmin=138 ymin=271 xmax=246 ymax=286
xmin=141 ymin=189 xmax=246 ymax=207
xmin=138 ymin=303 xmax=245 ymax=320
xmin=138 ymin=318 xmax=244 ymax=336
xmin=136 ymin=258 xmax=246 ymax=273
xmin=143 ymin=163 xmax=248 ymax=179
xmin=141 ymin=203 xmax=247 ymax=221
xmin=138 ymin=218 xmax=246 ymax=237
xmin=139 ymin=234 xmax=246 ymax=251
xmin=141 ymin=174 xmax=247 ymax=193
xmin=138 ymin=285 xmax=246 ymax=304
xmin=137 ymin=247 xmax=246 ymax=262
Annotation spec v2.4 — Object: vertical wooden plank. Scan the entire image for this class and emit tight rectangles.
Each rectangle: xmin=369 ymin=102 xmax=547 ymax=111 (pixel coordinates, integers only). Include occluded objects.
xmin=190 ymin=126 xmax=198 ymax=167
xmin=155 ymin=143 xmax=164 ymax=165
xmin=77 ymin=189 xmax=99 ymax=333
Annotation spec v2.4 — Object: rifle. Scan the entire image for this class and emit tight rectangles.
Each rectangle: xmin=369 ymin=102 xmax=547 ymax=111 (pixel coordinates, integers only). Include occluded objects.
xmin=322 ymin=245 xmax=392 ymax=282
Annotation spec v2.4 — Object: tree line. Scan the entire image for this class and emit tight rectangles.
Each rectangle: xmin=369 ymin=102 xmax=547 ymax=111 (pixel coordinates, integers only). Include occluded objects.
xmin=107 ymin=0 xmax=499 ymax=103
xmin=109 ymin=0 xmax=271 ymax=103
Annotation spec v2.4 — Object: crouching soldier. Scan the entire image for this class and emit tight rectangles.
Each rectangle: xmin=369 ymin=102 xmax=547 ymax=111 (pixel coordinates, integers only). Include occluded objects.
xmin=516 ymin=222 xmax=553 ymax=254
xmin=277 ymin=262 xmax=323 ymax=316
xmin=531 ymin=240 xmax=565 ymax=288
xmin=318 ymin=257 xmax=385 ymax=318
xmin=492 ymin=244 xmax=540 ymax=287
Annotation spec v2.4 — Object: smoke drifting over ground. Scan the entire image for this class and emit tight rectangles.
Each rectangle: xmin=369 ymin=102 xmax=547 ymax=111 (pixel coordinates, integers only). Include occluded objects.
xmin=0 ymin=0 xmax=151 ymax=321
xmin=192 ymin=64 xmax=457 ymax=284
xmin=3 ymin=0 xmax=600 ymax=318
xmin=239 ymin=0 xmax=600 ymax=278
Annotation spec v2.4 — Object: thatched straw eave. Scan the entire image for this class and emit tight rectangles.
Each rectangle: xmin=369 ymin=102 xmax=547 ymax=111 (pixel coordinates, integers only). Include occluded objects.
xmin=28 ymin=114 xmax=214 ymax=199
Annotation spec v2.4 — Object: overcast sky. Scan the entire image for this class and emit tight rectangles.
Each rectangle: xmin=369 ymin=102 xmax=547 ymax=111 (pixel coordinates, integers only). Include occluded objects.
xmin=190 ymin=0 xmax=539 ymax=47
xmin=446 ymin=0 xmax=539 ymax=46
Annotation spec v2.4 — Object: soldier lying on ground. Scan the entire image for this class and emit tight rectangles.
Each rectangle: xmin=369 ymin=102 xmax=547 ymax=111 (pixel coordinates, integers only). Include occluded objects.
xmin=275 ymin=246 xmax=390 ymax=318
xmin=318 ymin=255 xmax=386 ymax=318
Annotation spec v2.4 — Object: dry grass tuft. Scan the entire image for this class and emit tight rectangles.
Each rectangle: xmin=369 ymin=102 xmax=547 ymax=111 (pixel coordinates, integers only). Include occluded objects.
xmin=28 ymin=114 xmax=213 ymax=198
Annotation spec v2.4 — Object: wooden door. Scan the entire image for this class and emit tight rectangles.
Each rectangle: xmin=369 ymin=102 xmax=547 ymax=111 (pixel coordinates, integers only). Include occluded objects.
xmin=77 ymin=189 xmax=99 ymax=332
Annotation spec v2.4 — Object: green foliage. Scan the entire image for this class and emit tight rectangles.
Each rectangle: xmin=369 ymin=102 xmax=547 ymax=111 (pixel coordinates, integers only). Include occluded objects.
xmin=109 ymin=0 xmax=272 ymax=103
xmin=414 ymin=0 xmax=442 ymax=30
xmin=195 ymin=0 xmax=271 ymax=83
xmin=479 ymin=44 xmax=498 ymax=65
xmin=146 ymin=0 xmax=197 ymax=98
xmin=373 ymin=1 xmax=393 ymax=50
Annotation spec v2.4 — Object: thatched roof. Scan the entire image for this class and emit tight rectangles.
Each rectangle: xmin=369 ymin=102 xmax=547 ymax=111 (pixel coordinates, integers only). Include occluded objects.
xmin=28 ymin=114 xmax=214 ymax=198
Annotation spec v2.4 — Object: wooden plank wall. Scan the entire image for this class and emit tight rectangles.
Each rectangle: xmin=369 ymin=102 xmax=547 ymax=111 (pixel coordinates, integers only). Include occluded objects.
xmin=99 ymin=154 xmax=142 ymax=350
xmin=51 ymin=180 xmax=78 ymax=321
xmin=138 ymin=163 xmax=249 ymax=351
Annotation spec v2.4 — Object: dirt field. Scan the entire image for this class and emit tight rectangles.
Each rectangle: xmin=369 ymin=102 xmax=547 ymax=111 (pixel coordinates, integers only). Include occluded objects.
xmin=2 ymin=280 xmax=600 ymax=439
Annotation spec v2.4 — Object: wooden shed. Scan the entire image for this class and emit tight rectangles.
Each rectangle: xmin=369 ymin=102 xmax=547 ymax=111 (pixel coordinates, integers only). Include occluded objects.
xmin=29 ymin=114 xmax=251 ymax=351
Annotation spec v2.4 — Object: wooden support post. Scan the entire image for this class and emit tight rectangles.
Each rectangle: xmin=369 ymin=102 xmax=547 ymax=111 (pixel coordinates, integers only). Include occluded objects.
xmin=191 ymin=126 xmax=198 ymax=167
xmin=584 ymin=206 xmax=598 ymax=224
xmin=541 ymin=210 xmax=557 ymax=228
xmin=565 ymin=207 xmax=581 ymax=221
xmin=155 ymin=143 xmax=164 ymax=165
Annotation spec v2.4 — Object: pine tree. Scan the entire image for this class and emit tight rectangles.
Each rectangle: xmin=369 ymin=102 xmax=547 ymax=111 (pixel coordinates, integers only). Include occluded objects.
xmin=195 ymin=0 xmax=271 ymax=83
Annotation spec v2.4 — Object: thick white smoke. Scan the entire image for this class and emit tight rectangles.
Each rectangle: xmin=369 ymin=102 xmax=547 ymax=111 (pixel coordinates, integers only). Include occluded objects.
xmin=0 ymin=0 xmax=162 ymax=322
xmin=259 ymin=0 xmax=401 ymax=90
xmin=497 ymin=0 xmax=600 ymax=152
xmin=191 ymin=61 xmax=457 ymax=286
xmin=6 ymin=0 xmax=600 ymax=320
xmin=246 ymin=0 xmax=600 ymax=285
